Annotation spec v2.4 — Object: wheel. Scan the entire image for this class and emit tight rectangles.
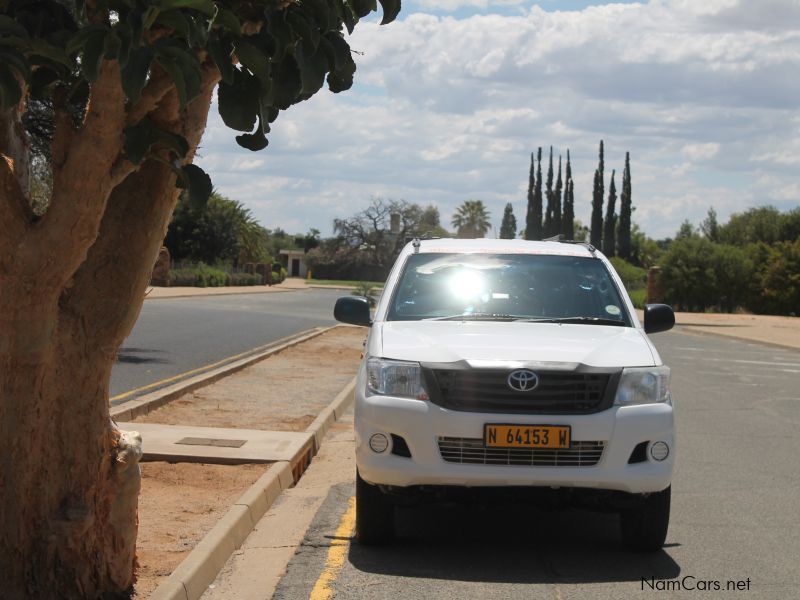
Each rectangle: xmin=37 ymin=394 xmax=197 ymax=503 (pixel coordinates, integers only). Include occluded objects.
xmin=356 ymin=470 xmax=394 ymax=545
xmin=620 ymin=486 xmax=671 ymax=552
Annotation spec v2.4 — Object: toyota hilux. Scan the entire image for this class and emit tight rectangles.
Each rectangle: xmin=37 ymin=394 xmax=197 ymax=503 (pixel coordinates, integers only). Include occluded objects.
xmin=334 ymin=238 xmax=676 ymax=551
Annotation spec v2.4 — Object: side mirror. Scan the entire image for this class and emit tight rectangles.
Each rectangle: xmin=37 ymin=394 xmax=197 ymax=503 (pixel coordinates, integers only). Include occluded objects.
xmin=644 ymin=303 xmax=675 ymax=334
xmin=334 ymin=296 xmax=372 ymax=327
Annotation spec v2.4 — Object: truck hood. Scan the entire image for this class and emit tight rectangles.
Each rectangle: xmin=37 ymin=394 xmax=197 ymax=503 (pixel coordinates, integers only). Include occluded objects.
xmin=374 ymin=321 xmax=657 ymax=368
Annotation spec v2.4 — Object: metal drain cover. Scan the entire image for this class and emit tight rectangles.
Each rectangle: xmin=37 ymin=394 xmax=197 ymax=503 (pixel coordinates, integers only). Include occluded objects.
xmin=175 ymin=437 xmax=247 ymax=448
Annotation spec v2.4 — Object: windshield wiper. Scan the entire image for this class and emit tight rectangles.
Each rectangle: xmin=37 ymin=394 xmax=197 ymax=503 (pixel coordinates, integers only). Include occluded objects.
xmin=517 ymin=316 xmax=626 ymax=326
xmin=424 ymin=312 xmax=522 ymax=321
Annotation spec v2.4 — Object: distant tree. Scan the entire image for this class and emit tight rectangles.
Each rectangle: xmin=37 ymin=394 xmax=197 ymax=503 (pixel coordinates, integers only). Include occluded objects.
xmin=618 ymin=152 xmax=633 ymax=259
xmin=573 ymin=219 xmax=590 ymax=242
xmin=418 ymin=205 xmax=450 ymax=237
xmin=590 ymin=140 xmax=605 ymax=248
xmin=676 ymin=219 xmax=698 ymax=239
xmin=333 ymin=198 xmax=440 ymax=268
xmin=603 ymin=170 xmax=617 ymax=257
xmin=717 ymin=206 xmax=798 ymax=246
xmin=295 ymin=229 xmax=321 ymax=253
xmin=499 ymin=203 xmax=517 ymax=239
xmin=544 ymin=146 xmax=555 ymax=236
xmin=554 ymin=155 xmax=563 ymax=236
xmin=700 ymin=207 xmax=720 ymax=242
xmin=629 ymin=223 xmax=663 ymax=268
xmin=525 ymin=149 xmax=543 ymax=240
xmin=746 ymin=240 xmax=800 ymax=315
xmin=562 ymin=150 xmax=575 ymax=239
xmin=452 ymin=199 xmax=491 ymax=238
xmin=166 ymin=192 xmax=268 ymax=266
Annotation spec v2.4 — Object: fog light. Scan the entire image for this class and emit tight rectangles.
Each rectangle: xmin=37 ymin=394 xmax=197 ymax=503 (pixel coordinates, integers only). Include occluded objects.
xmin=650 ymin=441 xmax=669 ymax=461
xmin=369 ymin=433 xmax=389 ymax=453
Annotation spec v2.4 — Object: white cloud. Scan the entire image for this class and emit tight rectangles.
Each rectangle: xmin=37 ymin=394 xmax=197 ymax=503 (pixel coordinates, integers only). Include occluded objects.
xmin=196 ymin=0 xmax=800 ymax=241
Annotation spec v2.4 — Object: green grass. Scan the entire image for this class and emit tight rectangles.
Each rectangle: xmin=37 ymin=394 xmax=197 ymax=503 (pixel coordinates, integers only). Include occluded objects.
xmin=308 ymin=279 xmax=384 ymax=288
xmin=629 ymin=288 xmax=646 ymax=309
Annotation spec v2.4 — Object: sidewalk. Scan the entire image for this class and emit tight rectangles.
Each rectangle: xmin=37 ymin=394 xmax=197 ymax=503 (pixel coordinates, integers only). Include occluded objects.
xmin=145 ymin=277 xmax=308 ymax=300
xmin=664 ymin=310 xmax=798 ymax=351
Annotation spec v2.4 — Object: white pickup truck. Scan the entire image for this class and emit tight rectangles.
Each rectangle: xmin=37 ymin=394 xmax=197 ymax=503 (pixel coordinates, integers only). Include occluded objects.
xmin=334 ymin=238 xmax=675 ymax=551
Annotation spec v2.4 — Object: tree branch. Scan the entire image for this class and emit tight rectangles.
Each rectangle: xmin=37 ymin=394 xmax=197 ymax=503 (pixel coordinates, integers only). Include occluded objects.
xmin=27 ymin=60 xmax=127 ymax=285
xmin=59 ymin=60 xmax=220 ymax=349
xmin=126 ymin=66 xmax=174 ymax=127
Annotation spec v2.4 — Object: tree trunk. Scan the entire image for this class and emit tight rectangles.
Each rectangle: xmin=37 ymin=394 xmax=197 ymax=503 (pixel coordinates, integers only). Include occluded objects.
xmin=0 ymin=59 xmax=218 ymax=597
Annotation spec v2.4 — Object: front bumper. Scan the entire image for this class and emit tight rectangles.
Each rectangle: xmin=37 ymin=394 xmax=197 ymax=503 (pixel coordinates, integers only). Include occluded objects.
xmin=355 ymin=371 xmax=675 ymax=495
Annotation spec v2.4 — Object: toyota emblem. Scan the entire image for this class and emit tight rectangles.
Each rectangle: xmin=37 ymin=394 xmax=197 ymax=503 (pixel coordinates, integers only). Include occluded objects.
xmin=507 ymin=369 xmax=539 ymax=392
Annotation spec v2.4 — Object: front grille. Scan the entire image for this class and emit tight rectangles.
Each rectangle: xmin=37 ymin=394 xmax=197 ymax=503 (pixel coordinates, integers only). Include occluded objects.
xmin=437 ymin=437 xmax=605 ymax=467
xmin=425 ymin=368 xmax=617 ymax=414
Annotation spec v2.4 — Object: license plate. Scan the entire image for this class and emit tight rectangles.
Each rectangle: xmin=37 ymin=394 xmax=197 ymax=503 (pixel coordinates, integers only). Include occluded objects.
xmin=484 ymin=424 xmax=571 ymax=449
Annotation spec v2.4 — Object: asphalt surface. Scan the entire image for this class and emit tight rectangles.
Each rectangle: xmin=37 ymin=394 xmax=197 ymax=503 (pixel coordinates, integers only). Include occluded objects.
xmin=109 ymin=288 xmax=342 ymax=400
xmin=273 ymin=328 xmax=800 ymax=599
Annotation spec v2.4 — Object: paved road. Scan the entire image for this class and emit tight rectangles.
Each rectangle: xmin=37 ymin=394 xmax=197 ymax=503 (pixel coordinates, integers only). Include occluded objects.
xmin=109 ymin=288 xmax=343 ymax=400
xmin=271 ymin=328 xmax=800 ymax=599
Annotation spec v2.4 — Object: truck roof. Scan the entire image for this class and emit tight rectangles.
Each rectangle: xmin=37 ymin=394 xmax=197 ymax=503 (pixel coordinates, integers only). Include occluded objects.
xmin=408 ymin=237 xmax=598 ymax=258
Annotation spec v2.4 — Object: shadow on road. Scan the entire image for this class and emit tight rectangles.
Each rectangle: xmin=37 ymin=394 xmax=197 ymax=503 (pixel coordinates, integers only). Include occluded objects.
xmin=116 ymin=347 xmax=170 ymax=364
xmin=348 ymin=503 xmax=681 ymax=585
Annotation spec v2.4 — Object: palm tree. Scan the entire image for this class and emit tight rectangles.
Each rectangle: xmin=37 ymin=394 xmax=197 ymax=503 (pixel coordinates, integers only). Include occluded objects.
xmin=452 ymin=200 xmax=491 ymax=238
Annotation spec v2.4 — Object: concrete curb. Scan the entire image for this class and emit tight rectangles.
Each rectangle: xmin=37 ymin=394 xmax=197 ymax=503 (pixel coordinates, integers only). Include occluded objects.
xmin=110 ymin=326 xmax=336 ymax=421
xmin=148 ymin=462 xmax=295 ymax=600
xmin=305 ymin=376 xmax=357 ymax=453
xmin=145 ymin=286 xmax=296 ymax=301
xmin=146 ymin=375 xmax=357 ymax=600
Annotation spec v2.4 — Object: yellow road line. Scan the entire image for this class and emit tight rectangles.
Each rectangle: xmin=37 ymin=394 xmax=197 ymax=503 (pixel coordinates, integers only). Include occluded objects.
xmin=309 ymin=496 xmax=356 ymax=600
xmin=109 ymin=331 xmax=314 ymax=403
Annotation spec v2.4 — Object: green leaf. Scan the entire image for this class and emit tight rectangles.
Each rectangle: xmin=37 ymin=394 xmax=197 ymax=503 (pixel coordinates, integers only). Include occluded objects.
xmin=121 ymin=47 xmax=153 ymax=103
xmin=207 ymin=36 xmax=234 ymax=85
xmin=155 ymin=54 xmax=188 ymax=107
xmin=153 ymin=127 xmax=190 ymax=157
xmin=0 ymin=48 xmax=31 ymax=83
xmin=0 ymin=16 xmax=30 ymax=40
xmin=179 ymin=164 xmax=213 ymax=208
xmin=235 ymin=118 xmax=268 ymax=151
xmin=217 ymin=69 xmax=259 ymax=131
xmin=266 ymin=12 xmax=293 ymax=61
xmin=286 ymin=10 xmax=319 ymax=54
xmin=271 ymin=54 xmax=302 ymax=110
xmin=324 ymin=34 xmax=356 ymax=93
xmin=81 ymin=28 xmax=108 ymax=81
xmin=158 ymin=0 xmax=216 ymax=17
xmin=378 ymin=0 xmax=401 ymax=25
xmin=211 ymin=7 xmax=241 ymax=36
xmin=235 ymin=40 xmax=271 ymax=84
xmin=124 ymin=121 xmax=153 ymax=164
xmin=0 ymin=66 xmax=22 ymax=108
xmin=338 ymin=1 xmax=357 ymax=35
xmin=294 ymin=44 xmax=327 ymax=97
xmin=155 ymin=10 xmax=191 ymax=40
xmin=349 ymin=0 xmax=376 ymax=19
xmin=154 ymin=39 xmax=202 ymax=107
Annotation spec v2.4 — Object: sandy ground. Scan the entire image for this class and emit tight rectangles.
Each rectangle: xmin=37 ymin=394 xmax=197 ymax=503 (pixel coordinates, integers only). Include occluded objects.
xmin=134 ymin=462 xmax=268 ymax=598
xmin=130 ymin=326 xmax=365 ymax=596
xmin=133 ymin=326 xmax=365 ymax=431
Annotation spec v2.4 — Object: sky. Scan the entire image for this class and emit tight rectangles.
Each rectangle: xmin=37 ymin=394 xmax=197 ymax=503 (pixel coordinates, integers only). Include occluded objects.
xmin=195 ymin=0 xmax=800 ymax=240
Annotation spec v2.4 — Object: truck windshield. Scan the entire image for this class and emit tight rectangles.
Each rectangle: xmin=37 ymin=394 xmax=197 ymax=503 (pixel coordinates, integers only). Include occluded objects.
xmin=386 ymin=252 xmax=632 ymax=326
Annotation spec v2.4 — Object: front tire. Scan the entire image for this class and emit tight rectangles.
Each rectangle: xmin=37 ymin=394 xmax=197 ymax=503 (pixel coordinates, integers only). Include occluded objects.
xmin=620 ymin=486 xmax=671 ymax=552
xmin=356 ymin=470 xmax=394 ymax=545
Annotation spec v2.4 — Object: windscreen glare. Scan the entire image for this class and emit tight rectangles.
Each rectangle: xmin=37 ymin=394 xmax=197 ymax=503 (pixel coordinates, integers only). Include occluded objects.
xmin=387 ymin=252 xmax=631 ymax=325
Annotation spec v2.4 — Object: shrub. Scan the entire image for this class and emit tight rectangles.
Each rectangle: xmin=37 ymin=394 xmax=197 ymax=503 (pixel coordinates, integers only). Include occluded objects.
xmin=169 ymin=268 xmax=198 ymax=287
xmin=352 ymin=282 xmax=378 ymax=306
xmin=194 ymin=263 xmax=229 ymax=287
xmin=609 ymin=257 xmax=647 ymax=291
xmin=229 ymin=272 xmax=261 ymax=286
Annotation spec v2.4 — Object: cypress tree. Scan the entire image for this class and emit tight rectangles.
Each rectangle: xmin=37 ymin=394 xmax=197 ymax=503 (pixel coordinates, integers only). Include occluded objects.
xmin=500 ymin=203 xmax=517 ymax=239
xmin=618 ymin=151 xmax=632 ymax=259
xmin=554 ymin=155 xmax=562 ymax=236
xmin=603 ymin=170 xmax=617 ymax=257
xmin=590 ymin=140 xmax=604 ymax=248
xmin=544 ymin=146 xmax=555 ymax=236
xmin=533 ymin=147 xmax=543 ymax=239
xmin=562 ymin=150 xmax=575 ymax=239
xmin=564 ymin=179 xmax=575 ymax=239
xmin=524 ymin=152 xmax=536 ymax=240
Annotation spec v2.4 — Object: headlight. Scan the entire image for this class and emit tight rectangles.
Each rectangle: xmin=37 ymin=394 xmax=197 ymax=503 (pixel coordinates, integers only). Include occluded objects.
xmin=366 ymin=358 xmax=429 ymax=400
xmin=614 ymin=366 xmax=671 ymax=406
